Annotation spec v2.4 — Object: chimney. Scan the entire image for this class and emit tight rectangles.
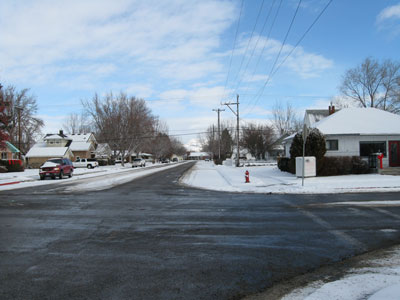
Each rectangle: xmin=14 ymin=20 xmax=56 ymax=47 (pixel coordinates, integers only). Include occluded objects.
xmin=59 ymin=129 xmax=64 ymax=136
xmin=329 ymin=104 xmax=335 ymax=115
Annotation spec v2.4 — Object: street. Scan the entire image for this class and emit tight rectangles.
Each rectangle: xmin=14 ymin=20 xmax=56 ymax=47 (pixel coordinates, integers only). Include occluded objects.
xmin=1 ymin=162 xmax=400 ymax=299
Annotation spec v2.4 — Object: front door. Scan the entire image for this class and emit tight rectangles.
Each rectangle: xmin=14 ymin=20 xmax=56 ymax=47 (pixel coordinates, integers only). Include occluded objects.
xmin=389 ymin=141 xmax=400 ymax=167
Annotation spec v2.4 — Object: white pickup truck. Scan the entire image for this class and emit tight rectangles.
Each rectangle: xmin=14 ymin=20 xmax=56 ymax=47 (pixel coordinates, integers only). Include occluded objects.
xmin=73 ymin=158 xmax=99 ymax=169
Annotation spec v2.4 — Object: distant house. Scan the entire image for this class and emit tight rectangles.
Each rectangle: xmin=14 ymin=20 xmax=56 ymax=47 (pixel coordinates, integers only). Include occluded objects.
xmin=67 ymin=133 xmax=97 ymax=159
xmin=187 ymin=152 xmax=211 ymax=160
xmin=283 ymin=107 xmax=400 ymax=168
xmin=26 ymin=130 xmax=74 ymax=168
xmin=94 ymin=143 xmax=113 ymax=160
xmin=0 ymin=141 xmax=20 ymax=160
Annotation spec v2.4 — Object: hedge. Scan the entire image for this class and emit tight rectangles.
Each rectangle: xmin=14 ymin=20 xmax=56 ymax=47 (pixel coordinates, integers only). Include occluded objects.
xmin=278 ymin=156 xmax=369 ymax=176
xmin=0 ymin=159 xmax=25 ymax=172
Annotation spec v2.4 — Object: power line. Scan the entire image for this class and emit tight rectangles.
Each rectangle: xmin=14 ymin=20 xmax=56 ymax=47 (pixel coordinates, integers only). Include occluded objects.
xmin=230 ymin=0 xmax=266 ymax=89
xmin=247 ymin=0 xmax=303 ymax=115
xmin=243 ymin=0 xmax=333 ymax=117
xmin=233 ymin=0 xmax=278 ymax=95
xmin=222 ymin=0 xmax=244 ymax=102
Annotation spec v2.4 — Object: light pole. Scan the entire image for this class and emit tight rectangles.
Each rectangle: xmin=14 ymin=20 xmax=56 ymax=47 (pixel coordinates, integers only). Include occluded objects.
xmin=212 ymin=108 xmax=225 ymax=160
xmin=15 ymin=106 xmax=23 ymax=159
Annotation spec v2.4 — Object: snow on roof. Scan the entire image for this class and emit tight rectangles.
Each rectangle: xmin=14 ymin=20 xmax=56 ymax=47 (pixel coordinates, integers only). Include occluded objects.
xmin=69 ymin=141 xmax=93 ymax=151
xmin=313 ymin=107 xmax=400 ymax=135
xmin=304 ymin=109 xmax=330 ymax=127
xmin=67 ymin=133 xmax=94 ymax=142
xmin=44 ymin=134 xmax=71 ymax=140
xmin=26 ymin=147 xmax=69 ymax=158
xmin=189 ymin=152 xmax=210 ymax=157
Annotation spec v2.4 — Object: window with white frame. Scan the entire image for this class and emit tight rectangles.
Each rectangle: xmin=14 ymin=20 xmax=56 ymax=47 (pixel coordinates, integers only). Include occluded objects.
xmin=326 ymin=139 xmax=338 ymax=151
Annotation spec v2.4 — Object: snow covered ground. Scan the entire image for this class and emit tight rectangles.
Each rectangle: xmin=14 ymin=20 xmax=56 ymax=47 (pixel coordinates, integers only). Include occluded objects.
xmin=281 ymin=245 xmax=400 ymax=300
xmin=180 ymin=161 xmax=400 ymax=194
xmin=0 ymin=162 xmax=185 ymax=192
xmin=182 ymin=161 xmax=400 ymax=299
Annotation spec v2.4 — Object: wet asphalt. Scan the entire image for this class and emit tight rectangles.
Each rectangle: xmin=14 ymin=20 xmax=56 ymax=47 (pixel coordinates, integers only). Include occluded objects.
xmin=1 ymin=162 xmax=400 ymax=299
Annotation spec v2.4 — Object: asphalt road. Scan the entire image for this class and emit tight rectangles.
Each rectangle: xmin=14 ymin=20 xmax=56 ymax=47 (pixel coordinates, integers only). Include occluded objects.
xmin=1 ymin=162 xmax=400 ymax=299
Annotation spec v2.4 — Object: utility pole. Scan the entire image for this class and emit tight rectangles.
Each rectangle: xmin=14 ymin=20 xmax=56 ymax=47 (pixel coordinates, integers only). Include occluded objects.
xmin=212 ymin=108 xmax=225 ymax=160
xmin=223 ymin=94 xmax=240 ymax=167
xmin=15 ymin=106 xmax=23 ymax=159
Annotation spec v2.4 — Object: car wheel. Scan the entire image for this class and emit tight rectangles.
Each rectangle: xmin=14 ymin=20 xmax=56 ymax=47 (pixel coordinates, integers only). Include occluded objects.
xmin=40 ymin=175 xmax=45 ymax=180
xmin=59 ymin=170 xmax=63 ymax=179
xmin=87 ymin=164 xmax=93 ymax=169
xmin=68 ymin=171 xmax=73 ymax=178
xmin=51 ymin=175 xmax=56 ymax=179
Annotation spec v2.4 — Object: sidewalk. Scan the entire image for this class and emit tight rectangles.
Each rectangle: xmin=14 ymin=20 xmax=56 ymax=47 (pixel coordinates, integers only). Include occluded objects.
xmin=245 ymin=244 xmax=400 ymax=300
xmin=180 ymin=161 xmax=400 ymax=194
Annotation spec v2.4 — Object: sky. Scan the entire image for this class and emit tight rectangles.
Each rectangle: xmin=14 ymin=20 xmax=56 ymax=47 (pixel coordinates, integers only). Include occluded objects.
xmin=0 ymin=0 xmax=399 ymax=149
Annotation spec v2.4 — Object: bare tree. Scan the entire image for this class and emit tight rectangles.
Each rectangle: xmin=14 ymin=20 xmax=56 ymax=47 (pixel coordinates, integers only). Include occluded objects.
xmin=201 ymin=121 xmax=234 ymax=159
xmin=340 ymin=57 xmax=400 ymax=113
xmin=2 ymin=86 xmax=44 ymax=153
xmin=82 ymin=92 xmax=156 ymax=166
xmin=0 ymin=85 xmax=10 ymax=148
xmin=272 ymin=101 xmax=301 ymax=136
xmin=62 ymin=112 xmax=92 ymax=134
xmin=241 ymin=123 xmax=275 ymax=160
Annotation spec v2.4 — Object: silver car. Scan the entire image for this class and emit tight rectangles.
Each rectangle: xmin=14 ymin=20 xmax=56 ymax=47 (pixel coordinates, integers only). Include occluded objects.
xmin=132 ymin=158 xmax=146 ymax=167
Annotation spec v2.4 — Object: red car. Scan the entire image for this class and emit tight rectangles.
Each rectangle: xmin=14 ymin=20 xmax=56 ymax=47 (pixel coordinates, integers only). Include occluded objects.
xmin=39 ymin=158 xmax=74 ymax=180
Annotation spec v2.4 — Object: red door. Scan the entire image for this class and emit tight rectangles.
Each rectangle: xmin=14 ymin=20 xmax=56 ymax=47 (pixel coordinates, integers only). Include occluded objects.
xmin=389 ymin=141 xmax=400 ymax=167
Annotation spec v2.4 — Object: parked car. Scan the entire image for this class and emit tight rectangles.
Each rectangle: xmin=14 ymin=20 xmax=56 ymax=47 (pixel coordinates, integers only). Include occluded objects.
xmin=132 ymin=158 xmax=146 ymax=167
xmin=161 ymin=158 xmax=170 ymax=163
xmin=39 ymin=158 xmax=74 ymax=180
xmin=73 ymin=158 xmax=99 ymax=169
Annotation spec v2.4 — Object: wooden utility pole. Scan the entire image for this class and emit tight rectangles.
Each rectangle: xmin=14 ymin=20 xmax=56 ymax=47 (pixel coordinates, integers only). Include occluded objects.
xmin=212 ymin=108 xmax=225 ymax=160
xmin=15 ymin=106 xmax=23 ymax=158
xmin=223 ymin=94 xmax=240 ymax=167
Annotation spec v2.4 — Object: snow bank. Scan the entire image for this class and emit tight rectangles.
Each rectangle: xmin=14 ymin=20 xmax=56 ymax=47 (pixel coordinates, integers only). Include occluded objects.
xmin=180 ymin=161 xmax=400 ymax=194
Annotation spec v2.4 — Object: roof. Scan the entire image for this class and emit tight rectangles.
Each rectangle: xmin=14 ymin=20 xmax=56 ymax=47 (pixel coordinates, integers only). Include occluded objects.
xmin=26 ymin=147 xmax=70 ymax=158
xmin=304 ymin=109 xmax=330 ymax=127
xmin=5 ymin=141 xmax=20 ymax=153
xmin=67 ymin=133 xmax=95 ymax=143
xmin=312 ymin=107 xmax=400 ymax=135
xmin=44 ymin=134 xmax=71 ymax=140
xmin=189 ymin=152 xmax=210 ymax=157
xmin=69 ymin=141 xmax=93 ymax=151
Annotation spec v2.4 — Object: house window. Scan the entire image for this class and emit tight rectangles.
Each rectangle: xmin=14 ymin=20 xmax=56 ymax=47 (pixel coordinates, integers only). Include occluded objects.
xmin=1 ymin=152 xmax=7 ymax=159
xmin=360 ymin=141 xmax=386 ymax=157
xmin=326 ymin=140 xmax=338 ymax=151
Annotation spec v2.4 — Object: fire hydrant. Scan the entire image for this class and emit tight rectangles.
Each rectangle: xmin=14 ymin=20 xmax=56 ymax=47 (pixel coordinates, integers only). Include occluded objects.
xmin=378 ymin=153 xmax=384 ymax=169
xmin=245 ymin=170 xmax=250 ymax=183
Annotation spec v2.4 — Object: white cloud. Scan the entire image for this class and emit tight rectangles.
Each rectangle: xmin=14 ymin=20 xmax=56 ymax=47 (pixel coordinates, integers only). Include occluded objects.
xmin=232 ymin=35 xmax=333 ymax=81
xmin=377 ymin=3 xmax=400 ymax=22
xmin=0 ymin=0 xmax=236 ymax=85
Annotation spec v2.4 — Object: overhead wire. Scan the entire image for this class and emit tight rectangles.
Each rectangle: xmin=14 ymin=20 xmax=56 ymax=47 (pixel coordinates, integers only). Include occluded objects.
xmin=232 ymin=0 xmax=278 ymax=96
xmin=222 ymin=0 xmax=244 ymax=102
xmin=244 ymin=0 xmax=303 ymax=117
xmin=243 ymin=0 xmax=334 ymax=117
xmin=230 ymin=0 xmax=266 ymax=90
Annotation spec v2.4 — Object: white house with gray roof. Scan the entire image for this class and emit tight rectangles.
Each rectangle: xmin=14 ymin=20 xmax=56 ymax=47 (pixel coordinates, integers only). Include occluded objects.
xmin=283 ymin=107 xmax=400 ymax=168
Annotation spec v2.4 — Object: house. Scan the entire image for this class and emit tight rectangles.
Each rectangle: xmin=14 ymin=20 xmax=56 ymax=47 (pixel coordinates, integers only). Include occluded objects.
xmin=283 ymin=107 xmax=400 ymax=168
xmin=67 ymin=133 xmax=97 ymax=159
xmin=26 ymin=130 xmax=74 ymax=168
xmin=0 ymin=141 xmax=20 ymax=160
xmin=94 ymin=143 xmax=112 ymax=160
xmin=187 ymin=152 xmax=211 ymax=160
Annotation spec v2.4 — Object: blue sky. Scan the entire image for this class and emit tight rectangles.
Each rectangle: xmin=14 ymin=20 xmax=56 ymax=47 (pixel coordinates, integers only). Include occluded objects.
xmin=0 ymin=0 xmax=399 ymax=146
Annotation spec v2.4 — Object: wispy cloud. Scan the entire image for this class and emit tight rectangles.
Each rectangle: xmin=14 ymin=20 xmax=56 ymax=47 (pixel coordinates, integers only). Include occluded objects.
xmin=0 ymin=0 xmax=236 ymax=86
xmin=377 ymin=3 xmax=400 ymax=22
xmin=376 ymin=3 xmax=400 ymax=36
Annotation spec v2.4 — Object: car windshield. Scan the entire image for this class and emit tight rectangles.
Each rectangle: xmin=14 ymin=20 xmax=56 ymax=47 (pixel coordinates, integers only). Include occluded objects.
xmin=48 ymin=159 xmax=62 ymax=164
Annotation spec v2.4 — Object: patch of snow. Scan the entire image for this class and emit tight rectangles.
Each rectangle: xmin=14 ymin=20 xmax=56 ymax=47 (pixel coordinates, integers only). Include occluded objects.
xmin=180 ymin=161 xmax=400 ymax=194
